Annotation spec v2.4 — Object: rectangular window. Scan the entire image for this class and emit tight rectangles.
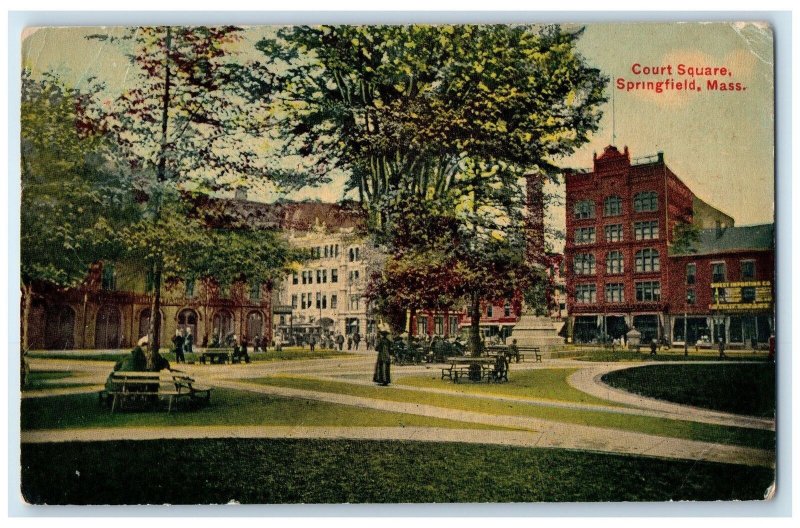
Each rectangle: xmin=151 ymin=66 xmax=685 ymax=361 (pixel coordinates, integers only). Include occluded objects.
xmin=686 ymin=263 xmax=696 ymax=285
xmin=331 ymin=268 xmax=338 ymax=283
xmin=604 ymin=196 xmax=623 ymax=217
xmin=605 ymin=224 xmax=623 ymax=242
xmin=449 ymin=316 xmax=460 ymax=336
xmin=249 ymin=281 xmax=260 ymax=301
xmin=291 ymin=295 xmax=298 ymax=309
xmin=575 ymin=284 xmax=597 ymax=304
xmin=435 ymin=316 xmax=444 ymax=335
xmin=350 ymin=295 xmax=360 ymax=311
xmin=322 ymin=295 xmax=327 ymax=309
xmin=316 ymin=269 xmax=322 ymax=283
xmin=335 ymin=244 xmax=339 ymax=257
xmin=605 ymin=283 xmax=624 ymax=303
xmin=573 ymin=253 xmax=596 ymax=275
xmin=711 ymin=262 xmax=727 ymax=283
xmin=686 ymin=288 xmax=696 ymax=305
xmin=486 ymin=304 xmax=493 ymax=317
xmin=633 ymin=221 xmax=659 ymax=240
xmin=741 ymin=260 xmax=756 ymax=280
xmin=292 ymin=273 xmax=298 ymax=285
xmin=316 ymin=292 xmax=321 ymax=309
xmin=300 ymin=293 xmax=306 ymax=309
xmin=322 ymin=269 xmax=327 ymax=283
xmin=633 ymin=191 xmax=658 ymax=212
xmin=606 ymin=251 xmax=624 ymax=274
xmin=417 ymin=317 xmax=428 ymax=336
xmin=635 ymin=281 xmax=661 ymax=302
xmin=575 ymin=227 xmax=596 ymax=245
xmin=185 ymin=278 xmax=195 ymax=298
xmin=301 ymin=271 xmax=307 ymax=285
xmin=331 ymin=294 xmax=338 ymax=309
xmin=324 ymin=246 xmax=329 ymax=258
xmin=101 ymin=263 xmax=116 ymax=291
xmin=635 ymin=249 xmax=660 ymax=273
xmin=504 ymin=303 xmax=511 ymax=317
xmin=574 ymin=200 xmax=595 ymax=219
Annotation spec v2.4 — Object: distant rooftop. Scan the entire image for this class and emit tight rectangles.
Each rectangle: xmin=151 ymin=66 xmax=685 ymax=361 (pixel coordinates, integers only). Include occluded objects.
xmin=671 ymin=223 xmax=774 ymax=257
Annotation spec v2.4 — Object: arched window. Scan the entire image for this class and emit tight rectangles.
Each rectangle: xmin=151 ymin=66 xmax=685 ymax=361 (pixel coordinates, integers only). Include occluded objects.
xmin=606 ymin=251 xmax=624 ymax=274
xmin=633 ymin=191 xmax=658 ymax=212
xmin=635 ymin=248 xmax=660 ymax=272
xmin=604 ymin=196 xmax=623 ymax=216
xmin=573 ymin=253 xmax=596 ymax=275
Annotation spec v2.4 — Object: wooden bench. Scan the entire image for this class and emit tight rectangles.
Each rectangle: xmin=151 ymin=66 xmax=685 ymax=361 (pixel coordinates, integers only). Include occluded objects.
xmin=513 ymin=346 xmax=542 ymax=363
xmin=101 ymin=371 xmax=212 ymax=413
xmin=441 ymin=366 xmax=454 ymax=380
xmin=199 ymin=349 xmax=233 ymax=364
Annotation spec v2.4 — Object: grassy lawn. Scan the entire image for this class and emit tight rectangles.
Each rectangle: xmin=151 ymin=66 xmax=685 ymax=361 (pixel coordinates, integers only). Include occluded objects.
xmin=396 ymin=368 xmax=624 ymax=407
xmin=569 ymin=349 xmax=770 ymax=362
xmin=602 ymin=363 xmax=776 ymax=418
xmin=28 ymin=348 xmax=353 ymax=364
xmin=21 ymin=388 xmax=496 ymax=431
xmin=251 ymin=376 xmax=775 ymax=450
xmin=20 ymin=438 xmax=774 ymax=504
xmin=23 ymin=371 xmax=95 ymax=391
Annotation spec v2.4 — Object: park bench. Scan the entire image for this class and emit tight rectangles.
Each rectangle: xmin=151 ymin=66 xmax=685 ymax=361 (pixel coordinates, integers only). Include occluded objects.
xmin=512 ymin=346 xmax=542 ymax=363
xmin=199 ymin=348 xmax=233 ymax=364
xmin=100 ymin=371 xmax=213 ymax=413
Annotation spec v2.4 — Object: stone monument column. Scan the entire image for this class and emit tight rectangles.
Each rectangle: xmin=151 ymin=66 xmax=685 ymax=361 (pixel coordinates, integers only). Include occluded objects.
xmin=511 ymin=174 xmax=563 ymax=351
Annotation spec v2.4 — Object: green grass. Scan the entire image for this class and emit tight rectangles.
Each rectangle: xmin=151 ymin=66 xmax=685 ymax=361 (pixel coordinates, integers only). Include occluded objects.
xmin=396 ymin=368 xmax=624 ymax=407
xmin=29 ymin=348 xmax=353 ymax=364
xmin=20 ymin=388 xmax=496 ymax=431
xmin=569 ymin=349 xmax=770 ymax=362
xmin=20 ymin=438 xmax=774 ymax=504
xmin=23 ymin=371 xmax=95 ymax=391
xmin=252 ymin=376 xmax=775 ymax=450
xmin=602 ymin=363 xmax=776 ymax=418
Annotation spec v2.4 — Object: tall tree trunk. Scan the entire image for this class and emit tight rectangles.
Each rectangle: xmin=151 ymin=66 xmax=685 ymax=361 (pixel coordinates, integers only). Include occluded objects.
xmin=144 ymin=26 xmax=173 ymax=371
xmin=469 ymin=291 xmax=482 ymax=356
xmin=408 ymin=305 xmax=416 ymax=350
xmin=146 ymin=260 xmax=164 ymax=370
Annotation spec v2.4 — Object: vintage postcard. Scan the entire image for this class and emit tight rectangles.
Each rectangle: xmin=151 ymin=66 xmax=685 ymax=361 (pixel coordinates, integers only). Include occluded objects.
xmin=18 ymin=21 xmax=776 ymax=505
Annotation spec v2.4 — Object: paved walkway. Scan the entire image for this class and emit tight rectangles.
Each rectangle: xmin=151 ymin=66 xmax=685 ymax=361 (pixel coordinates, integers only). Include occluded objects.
xmin=566 ymin=361 xmax=775 ymax=430
xmin=21 ymin=354 xmax=775 ymax=468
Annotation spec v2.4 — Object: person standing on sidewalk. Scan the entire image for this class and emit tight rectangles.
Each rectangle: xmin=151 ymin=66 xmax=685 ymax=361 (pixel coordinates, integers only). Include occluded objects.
xmin=373 ymin=324 xmax=392 ymax=386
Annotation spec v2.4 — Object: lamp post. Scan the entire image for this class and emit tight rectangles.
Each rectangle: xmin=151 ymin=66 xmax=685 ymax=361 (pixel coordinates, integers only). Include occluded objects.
xmin=683 ymin=291 xmax=690 ymax=357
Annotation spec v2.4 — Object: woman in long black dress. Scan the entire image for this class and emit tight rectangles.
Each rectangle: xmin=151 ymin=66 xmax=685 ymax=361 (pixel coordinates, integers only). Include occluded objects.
xmin=373 ymin=326 xmax=392 ymax=386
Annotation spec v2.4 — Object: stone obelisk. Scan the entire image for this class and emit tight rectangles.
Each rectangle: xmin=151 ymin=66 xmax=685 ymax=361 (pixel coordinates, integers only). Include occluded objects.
xmin=511 ymin=174 xmax=563 ymax=351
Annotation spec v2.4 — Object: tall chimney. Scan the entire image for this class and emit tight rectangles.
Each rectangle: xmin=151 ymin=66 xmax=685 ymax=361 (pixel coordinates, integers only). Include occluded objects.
xmin=525 ymin=174 xmax=546 ymax=265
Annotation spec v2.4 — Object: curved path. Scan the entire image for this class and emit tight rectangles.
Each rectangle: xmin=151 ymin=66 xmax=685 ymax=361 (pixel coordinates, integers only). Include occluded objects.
xmin=566 ymin=361 xmax=775 ymax=430
xmin=21 ymin=355 xmax=775 ymax=468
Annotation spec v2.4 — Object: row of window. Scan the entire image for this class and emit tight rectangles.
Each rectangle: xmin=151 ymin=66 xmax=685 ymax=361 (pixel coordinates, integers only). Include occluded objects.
xmin=291 ymin=293 xmax=363 ymax=311
xmin=573 ymin=249 xmax=660 ymax=275
xmin=694 ymin=260 xmax=756 ymax=283
xmin=574 ymin=221 xmax=659 ymax=245
xmin=307 ymin=245 xmax=362 ymax=262
xmin=416 ymin=315 xmax=461 ymax=337
xmin=293 ymin=268 xmax=363 ymax=285
xmin=574 ymin=281 xmax=662 ymax=304
xmin=574 ymin=191 xmax=658 ymax=219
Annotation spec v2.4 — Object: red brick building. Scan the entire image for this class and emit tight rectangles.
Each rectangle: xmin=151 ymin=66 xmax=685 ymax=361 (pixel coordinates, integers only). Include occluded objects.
xmin=563 ymin=145 xmax=772 ymax=347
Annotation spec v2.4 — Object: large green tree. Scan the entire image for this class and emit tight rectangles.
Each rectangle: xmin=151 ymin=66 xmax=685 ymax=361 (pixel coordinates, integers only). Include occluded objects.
xmin=20 ymin=71 xmax=134 ymax=351
xmin=260 ymin=25 xmax=606 ymax=352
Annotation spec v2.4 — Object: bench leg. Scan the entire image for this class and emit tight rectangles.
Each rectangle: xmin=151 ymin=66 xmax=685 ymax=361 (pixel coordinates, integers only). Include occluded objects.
xmin=111 ymin=394 xmax=118 ymax=414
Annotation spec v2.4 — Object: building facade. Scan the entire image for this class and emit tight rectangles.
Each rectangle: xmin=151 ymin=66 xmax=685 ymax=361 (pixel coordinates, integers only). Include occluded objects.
xmin=273 ymin=224 xmax=373 ymax=341
xmin=563 ymin=145 xmax=772 ymax=347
